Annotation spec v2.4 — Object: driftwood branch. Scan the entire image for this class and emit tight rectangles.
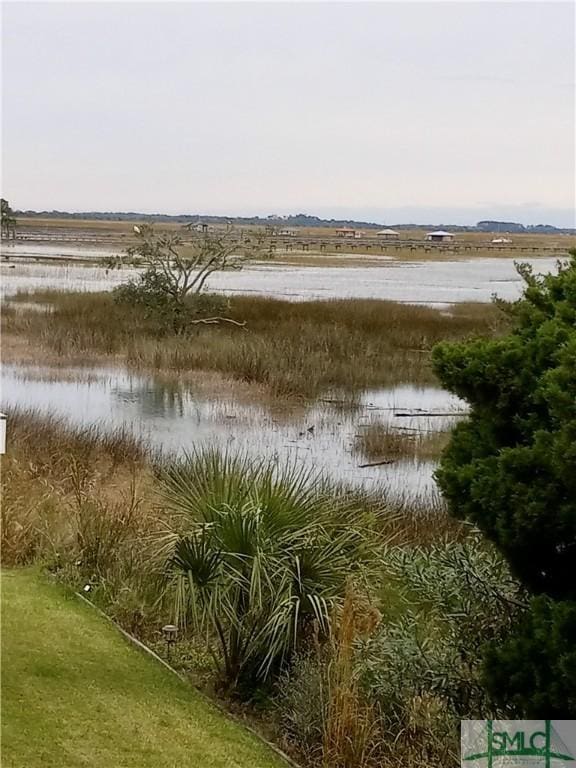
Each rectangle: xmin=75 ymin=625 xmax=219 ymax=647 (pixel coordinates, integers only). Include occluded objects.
xmin=189 ymin=317 xmax=247 ymax=328
xmin=394 ymin=412 xmax=463 ymax=418
xmin=358 ymin=459 xmax=396 ymax=468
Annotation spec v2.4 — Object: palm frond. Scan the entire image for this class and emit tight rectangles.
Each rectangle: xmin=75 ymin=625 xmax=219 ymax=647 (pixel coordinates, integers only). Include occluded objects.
xmin=155 ymin=448 xmax=381 ymax=689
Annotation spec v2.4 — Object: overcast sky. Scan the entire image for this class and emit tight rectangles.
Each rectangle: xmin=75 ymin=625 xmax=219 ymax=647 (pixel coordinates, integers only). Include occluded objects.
xmin=2 ymin=1 xmax=574 ymax=225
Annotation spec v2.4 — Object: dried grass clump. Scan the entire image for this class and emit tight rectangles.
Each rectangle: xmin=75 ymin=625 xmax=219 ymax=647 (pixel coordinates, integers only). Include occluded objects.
xmin=354 ymin=422 xmax=451 ymax=463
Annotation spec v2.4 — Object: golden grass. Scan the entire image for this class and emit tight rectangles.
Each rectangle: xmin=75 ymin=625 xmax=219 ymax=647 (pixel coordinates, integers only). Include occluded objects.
xmin=2 ymin=290 xmax=505 ymax=398
xmin=1 ymin=408 xmax=462 ymax=574
xmin=354 ymin=422 xmax=451 ymax=463
xmin=322 ymin=585 xmax=381 ymax=768
xmin=1 ymin=408 xmax=152 ymax=565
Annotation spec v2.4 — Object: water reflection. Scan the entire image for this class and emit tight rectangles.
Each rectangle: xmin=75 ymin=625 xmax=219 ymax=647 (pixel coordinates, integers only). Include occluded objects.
xmin=1 ymin=364 xmax=467 ymax=499
xmin=0 ymin=252 xmax=561 ymax=304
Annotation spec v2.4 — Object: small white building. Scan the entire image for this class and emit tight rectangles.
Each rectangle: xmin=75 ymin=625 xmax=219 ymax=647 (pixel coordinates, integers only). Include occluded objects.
xmin=376 ymin=229 xmax=400 ymax=240
xmin=277 ymin=228 xmax=296 ymax=237
xmin=425 ymin=230 xmax=454 ymax=242
xmin=491 ymin=237 xmax=512 ymax=244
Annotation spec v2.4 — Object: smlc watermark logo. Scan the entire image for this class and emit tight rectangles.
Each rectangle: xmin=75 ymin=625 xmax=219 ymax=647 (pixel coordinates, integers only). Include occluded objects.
xmin=461 ymin=720 xmax=576 ymax=767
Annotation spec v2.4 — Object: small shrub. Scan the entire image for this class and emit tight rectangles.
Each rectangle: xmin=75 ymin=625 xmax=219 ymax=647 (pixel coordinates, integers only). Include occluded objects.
xmin=114 ymin=270 xmax=230 ymax=334
xmin=357 ymin=536 xmax=523 ymax=764
xmin=276 ymin=652 xmax=328 ymax=765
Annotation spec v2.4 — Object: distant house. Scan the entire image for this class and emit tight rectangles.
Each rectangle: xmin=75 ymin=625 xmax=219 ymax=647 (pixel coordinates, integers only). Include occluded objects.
xmin=277 ymin=228 xmax=296 ymax=237
xmin=425 ymin=230 xmax=454 ymax=242
xmin=335 ymin=227 xmax=357 ymax=238
xmin=186 ymin=221 xmax=209 ymax=233
xmin=491 ymin=237 xmax=513 ymax=244
xmin=376 ymin=228 xmax=400 ymax=240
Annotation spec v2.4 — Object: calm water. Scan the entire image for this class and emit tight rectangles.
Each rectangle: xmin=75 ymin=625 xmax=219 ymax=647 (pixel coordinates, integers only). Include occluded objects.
xmin=0 ymin=364 xmax=466 ymax=499
xmin=0 ymin=246 xmax=561 ymax=304
xmin=4 ymin=244 xmax=541 ymax=498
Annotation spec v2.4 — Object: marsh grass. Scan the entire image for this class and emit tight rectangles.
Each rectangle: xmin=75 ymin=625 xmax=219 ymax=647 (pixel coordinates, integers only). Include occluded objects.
xmin=2 ymin=409 xmax=470 ymax=766
xmin=1 ymin=409 xmax=150 ymax=568
xmin=321 ymin=585 xmax=382 ymax=768
xmin=2 ymin=408 xmax=459 ymax=573
xmin=3 ymin=290 xmax=505 ymax=397
xmin=5 ymin=406 xmax=148 ymax=467
xmin=354 ymin=422 xmax=451 ymax=463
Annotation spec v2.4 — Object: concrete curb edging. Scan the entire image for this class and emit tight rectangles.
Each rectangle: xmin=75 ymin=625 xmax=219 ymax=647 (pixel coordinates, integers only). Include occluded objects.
xmin=74 ymin=592 xmax=300 ymax=768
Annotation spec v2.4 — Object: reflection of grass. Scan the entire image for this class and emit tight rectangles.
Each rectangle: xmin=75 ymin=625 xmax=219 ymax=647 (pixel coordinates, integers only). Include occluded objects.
xmin=3 ymin=290 xmax=504 ymax=397
xmin=354 ymin=422 xmax=451 ymax=462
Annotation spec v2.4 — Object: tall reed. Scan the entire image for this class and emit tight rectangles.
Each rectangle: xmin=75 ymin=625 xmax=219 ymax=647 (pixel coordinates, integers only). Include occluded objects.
xmin=322 ymin=584 xmax=381 ymax=768
xmin=3 ymin=290 xmax=505 ymax=396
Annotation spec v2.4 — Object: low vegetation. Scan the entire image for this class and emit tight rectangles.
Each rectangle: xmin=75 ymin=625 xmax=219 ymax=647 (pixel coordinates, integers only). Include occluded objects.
xmin=160 ymin=452 xmax=379 ymax=694
xmin=2 ymin=289 xmax=505 ymax=397
xmin=2 ymin=408 xmax=517 ymax=767
xmin=278 ymin=538 xmax=523 ymax=767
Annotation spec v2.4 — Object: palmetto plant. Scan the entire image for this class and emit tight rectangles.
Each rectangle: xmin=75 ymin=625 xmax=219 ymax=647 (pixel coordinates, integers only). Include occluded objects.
xmin=157 ymin=450 xmax=375 ymax=692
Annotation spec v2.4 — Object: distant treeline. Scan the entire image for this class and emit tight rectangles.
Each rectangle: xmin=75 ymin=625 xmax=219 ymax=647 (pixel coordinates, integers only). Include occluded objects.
xmin=476 ymin=220 xmax=575 ymax=235
xmin=15 ymin=210 xmax=388 ymax=229
xmin=13 ymin=210 xmax=576 ymax=234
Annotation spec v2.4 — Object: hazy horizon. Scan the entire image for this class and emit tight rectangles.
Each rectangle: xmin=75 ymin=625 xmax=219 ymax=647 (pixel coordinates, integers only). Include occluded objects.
xmin=2 ymin=2 xmax=575 ymax=227
xmin=10 ymin=204 xmax=576 ymax=229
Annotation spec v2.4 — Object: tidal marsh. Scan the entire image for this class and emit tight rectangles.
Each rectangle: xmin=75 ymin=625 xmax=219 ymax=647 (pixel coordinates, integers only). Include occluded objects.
xmin=0 ymin=366 xmax=464 ymax=499
xmin=2 ymin=290 xmax=505 ymax=398
xmin=1 ymin=408 xmax=462 ymax=575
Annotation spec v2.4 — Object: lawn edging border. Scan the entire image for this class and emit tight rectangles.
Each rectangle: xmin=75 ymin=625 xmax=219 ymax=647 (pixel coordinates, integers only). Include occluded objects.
xmin=75 ymin=591 xmax=300 ymax=768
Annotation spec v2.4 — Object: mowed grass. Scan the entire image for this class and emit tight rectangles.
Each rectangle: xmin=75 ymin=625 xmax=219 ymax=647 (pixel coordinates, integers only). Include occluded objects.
xmin=1 ymin=569 xmax=289 ymax=768
xmin=2 ymin=290 xmax=504 ymax=397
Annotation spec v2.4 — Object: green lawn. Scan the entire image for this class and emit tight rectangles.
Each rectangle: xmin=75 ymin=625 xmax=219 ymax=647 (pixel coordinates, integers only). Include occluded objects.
xmin=1 ymin=569 xmax=288 ymax=768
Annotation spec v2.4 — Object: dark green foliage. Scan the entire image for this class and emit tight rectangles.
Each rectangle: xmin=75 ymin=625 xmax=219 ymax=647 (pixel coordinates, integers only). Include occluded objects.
xmin=483 ymin=597 xmax=576 ymax=717
xmin=432 ymin=253 xmax=576 ymax=715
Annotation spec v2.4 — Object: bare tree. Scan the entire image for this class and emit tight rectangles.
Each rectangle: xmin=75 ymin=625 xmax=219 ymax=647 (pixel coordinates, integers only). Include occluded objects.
xmin=108 ymin=224 xmax=273 ymax=329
